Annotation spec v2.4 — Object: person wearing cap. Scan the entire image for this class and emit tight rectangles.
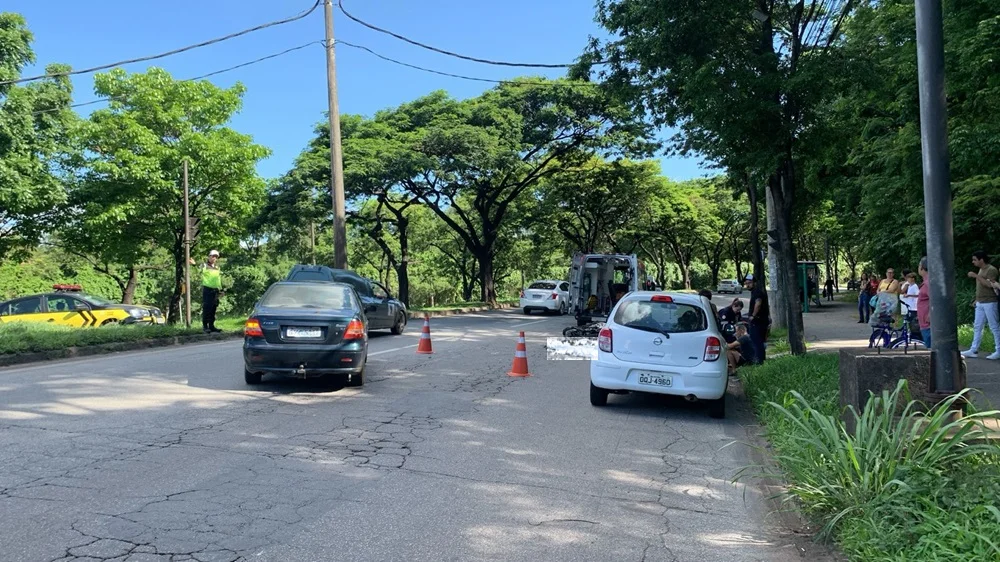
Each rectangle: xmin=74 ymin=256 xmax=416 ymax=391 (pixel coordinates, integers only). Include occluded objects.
xmin=189 ymin=250 xmax=224 ymax=333
xmin=744 ymin=274 xmax=769 ymax=364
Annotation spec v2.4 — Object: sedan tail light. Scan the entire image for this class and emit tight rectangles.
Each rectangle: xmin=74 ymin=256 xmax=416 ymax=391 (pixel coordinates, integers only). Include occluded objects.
xmin=244 ymin=318 xmax=263 ymax=337
xmin=598 ymin=327 xmax=613 ymax=352
xmin=343 ymin=319 xmax=366 ymax=340
xmin=704 ymin=336 xmax=722 ymax=361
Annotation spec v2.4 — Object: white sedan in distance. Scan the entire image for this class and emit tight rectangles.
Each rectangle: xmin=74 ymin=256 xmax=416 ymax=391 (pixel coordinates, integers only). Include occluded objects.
xmin=520 ymin=280 xmax=570 ymax=315
xmin=590 ymin=292 xmax=728 ymax=418
xmin=716 ymin=279 xmax=742 ymax=294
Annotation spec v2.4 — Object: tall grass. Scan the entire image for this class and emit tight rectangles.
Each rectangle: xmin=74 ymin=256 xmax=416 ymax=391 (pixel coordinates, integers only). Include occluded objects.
xmin=739 ymin=355 xmax=1000 ymax=560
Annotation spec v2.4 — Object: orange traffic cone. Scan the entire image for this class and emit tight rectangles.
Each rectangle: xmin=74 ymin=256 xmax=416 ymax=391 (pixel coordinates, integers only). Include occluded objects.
xmin=416 ymin=314 xmax=433 ymax=354
xmin=507 ymin=331 xmax=531 ymax=377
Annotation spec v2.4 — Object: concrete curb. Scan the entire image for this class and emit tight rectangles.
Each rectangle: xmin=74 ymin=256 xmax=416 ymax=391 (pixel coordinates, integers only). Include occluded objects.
xmin=407 ymin=304 xmax=516 ymax=319
xmin=0 ymin=331 xmax=242 ymax=368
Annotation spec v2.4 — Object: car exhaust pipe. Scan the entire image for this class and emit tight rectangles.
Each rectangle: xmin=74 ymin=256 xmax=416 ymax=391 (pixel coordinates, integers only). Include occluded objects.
xmin=685 ymin=394 xmax=697 ymax=402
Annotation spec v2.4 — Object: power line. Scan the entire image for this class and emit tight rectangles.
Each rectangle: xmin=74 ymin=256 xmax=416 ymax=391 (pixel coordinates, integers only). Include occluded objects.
xmin=337 ymin=0 xmax=589 ymax=69
xmin=2 ymin=0 xmax=322 ymax=87
xmin=31 ymin=41 xmax=322 ymax=116
xmin=335 ymin=40 xmax=601 ymax=88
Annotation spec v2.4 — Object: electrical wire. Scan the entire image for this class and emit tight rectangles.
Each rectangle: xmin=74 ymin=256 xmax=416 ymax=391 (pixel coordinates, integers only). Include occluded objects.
xmin=3 ymin=0 xmax=321 ymax=87
xmin=334 ymin=40 xmax=599 ymax=88
xmin=31 ymin=41 xmax=322 ymax=116
xmin=337 ymin=0 xmax=589 ymax=69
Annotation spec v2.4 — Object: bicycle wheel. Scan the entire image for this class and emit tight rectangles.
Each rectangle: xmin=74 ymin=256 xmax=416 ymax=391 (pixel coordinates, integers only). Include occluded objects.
xmin=869 ymin=328 xmax=891 ymax=348
xmin=889 ymin=335 xmax=926 ymax=350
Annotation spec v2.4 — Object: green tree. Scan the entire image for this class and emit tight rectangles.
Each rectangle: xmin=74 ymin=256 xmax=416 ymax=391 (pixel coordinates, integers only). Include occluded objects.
xmin=0 ymin=13 xmax=75 ymax=259
xmin=583 ymin=0 xmax=858 ymax=353
xmin=643 ymin=179 xmax=718 ymax=290
xmin=540 ymin=157 xmax=659 ymax=253
xmin=68 ymin=68 xmax=269 ymax=322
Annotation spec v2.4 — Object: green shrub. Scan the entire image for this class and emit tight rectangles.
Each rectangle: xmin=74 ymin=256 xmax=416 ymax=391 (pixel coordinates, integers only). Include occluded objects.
xmin=0 ymin=320 xmax=241 ymax=355
xmin=739 ymin=356 xmax=1000 ymax=560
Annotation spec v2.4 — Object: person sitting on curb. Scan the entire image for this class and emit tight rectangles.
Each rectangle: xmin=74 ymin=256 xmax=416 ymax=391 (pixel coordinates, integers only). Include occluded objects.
xmin=726 ymin=323 xmax=755 ymax=375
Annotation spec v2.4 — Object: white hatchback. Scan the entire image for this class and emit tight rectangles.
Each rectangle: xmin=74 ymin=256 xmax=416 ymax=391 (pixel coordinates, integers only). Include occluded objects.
xmin=589 ymin=292 xmax=728 ymax=418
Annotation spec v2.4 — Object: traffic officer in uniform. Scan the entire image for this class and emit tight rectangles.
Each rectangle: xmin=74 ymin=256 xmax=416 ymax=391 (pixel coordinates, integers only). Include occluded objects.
xmin=190 ymin=249 xmax=224 ymax=333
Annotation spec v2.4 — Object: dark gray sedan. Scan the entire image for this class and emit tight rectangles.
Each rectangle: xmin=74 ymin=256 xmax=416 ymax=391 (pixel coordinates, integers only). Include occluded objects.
xmin=243 ymin=282 xmax=372 ymax=387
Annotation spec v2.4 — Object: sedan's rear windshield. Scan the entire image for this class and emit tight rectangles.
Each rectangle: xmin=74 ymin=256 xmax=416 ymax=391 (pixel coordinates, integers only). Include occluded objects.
xmin=261 ymin=284 xmax=355 ymax=310
xmin=528 ymin=282 xmax=556 ymax=290
xmin=288 ymin=271 xmax=331 ymax=282
xmin=614 ymin=300 xmax=707 ymax=333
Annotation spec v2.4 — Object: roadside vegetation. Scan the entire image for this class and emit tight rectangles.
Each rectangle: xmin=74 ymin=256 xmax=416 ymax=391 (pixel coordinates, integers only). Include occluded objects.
xmin=739 ymin=355 xmax=1000 ymax=560
xmin=0 ymin=319 xmax=244 ymax=355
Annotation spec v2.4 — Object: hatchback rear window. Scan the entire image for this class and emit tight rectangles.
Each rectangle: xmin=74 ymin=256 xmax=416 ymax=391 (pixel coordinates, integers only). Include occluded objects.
xmin=261 ymin=284 xmax=355 ymax=310
xmin=528 ymin=282 xmax=556 ymax=290
xmin=614 ymin=299 xmax=707 ymax=333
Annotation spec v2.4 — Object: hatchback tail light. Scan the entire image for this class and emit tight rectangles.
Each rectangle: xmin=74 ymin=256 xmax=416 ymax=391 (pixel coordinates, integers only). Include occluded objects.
xmin=519 ymin=290 xmax=525 ymax=298
xmin=244 ymin=318 xmax=263 ymax=338
xmin=598 ymin=327 xmax=613 ymax=352
xmin=343 ymin=319 xmax=366 ymax=340
xmin=704 ymin=336 xmax=722 ymax=361
xmin=550 ymin=293 xmax=558 ymax=300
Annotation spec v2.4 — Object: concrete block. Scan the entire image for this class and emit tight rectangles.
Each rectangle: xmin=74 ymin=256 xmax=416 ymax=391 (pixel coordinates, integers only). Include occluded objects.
xmin=838 ymin=349 xmax=967 ymax=433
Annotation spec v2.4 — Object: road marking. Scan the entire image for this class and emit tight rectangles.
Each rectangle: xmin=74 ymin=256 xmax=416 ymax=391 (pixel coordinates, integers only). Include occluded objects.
xmin=508 ymin=319 xmax=549 ymax=329
xmin=368 ymin=344 xmax=419 ymax=357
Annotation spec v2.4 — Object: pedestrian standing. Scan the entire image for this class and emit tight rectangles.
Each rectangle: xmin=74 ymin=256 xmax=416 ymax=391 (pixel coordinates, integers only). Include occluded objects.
xmin=858 ymin=273 xmax=871 ymax=324
xmin=825 ymin=278 xmax=835 ymax=301
xmin=962 ymin=251 xmax=1000 ymax=360
xmin=190 ymin=249 xmax=224 ymax=333
xmin=900 ymin=269 xmax=920 ymax=334
xmin=744 ymin=274 xmax=769 ymax=364
xmin=917 ymin=257 xmax=932 ymax=348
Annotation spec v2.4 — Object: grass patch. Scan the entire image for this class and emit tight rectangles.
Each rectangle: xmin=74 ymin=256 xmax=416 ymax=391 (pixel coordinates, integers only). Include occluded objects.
xmin=958 ymin=324 xmax=997 ymax=354
xmin=739 ymin=354 xmax=1000 ymax=560
xmin=0 ymin=318 xmax=242 ymax=355
xmin=411 ymin=300 xmax=517 ymax=312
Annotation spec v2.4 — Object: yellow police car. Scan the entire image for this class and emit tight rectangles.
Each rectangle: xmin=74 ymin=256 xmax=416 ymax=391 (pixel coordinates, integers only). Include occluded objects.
xmin=0 ymin=285 xmax=165 ymax=327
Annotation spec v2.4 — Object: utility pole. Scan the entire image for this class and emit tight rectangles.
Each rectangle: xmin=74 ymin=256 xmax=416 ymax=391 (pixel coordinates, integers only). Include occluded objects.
xmin=182 ymin=159 xmax=192 ymax=328
xmin=310 ymin=221 xmax=316 ymax=265
xmin=324 ymin=0 xmax=348 ymax=269
xmin=915 ymin=0 xmax=959 ymax=392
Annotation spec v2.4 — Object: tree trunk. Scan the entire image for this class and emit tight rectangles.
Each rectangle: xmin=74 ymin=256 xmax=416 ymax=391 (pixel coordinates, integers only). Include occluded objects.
xmin=396 ymin=216 xmax=410 ymax=306
xmin=746 ymin=181 xmax=764 ymax=282
xmin=477 ymin=249 xmax=497 ymax=306
xmin=122 ymin=267 xmax=138 ymax=304
xmin=772 ymin=161 xmax=806 ymax=354
xmin=680 ymin=261 xmax=692 ymax=290
xmin=168 ymin=237 xmax=184 ymax=324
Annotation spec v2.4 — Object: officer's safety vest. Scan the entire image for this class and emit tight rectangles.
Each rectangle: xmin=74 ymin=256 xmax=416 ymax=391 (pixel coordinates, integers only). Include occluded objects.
xmin=201 ymin=264 xmax=222 ymax=289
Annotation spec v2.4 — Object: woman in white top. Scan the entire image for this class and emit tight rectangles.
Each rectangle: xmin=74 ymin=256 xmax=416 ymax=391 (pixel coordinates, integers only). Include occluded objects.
xmin=900 ymin=270 xmax=920 ymax=319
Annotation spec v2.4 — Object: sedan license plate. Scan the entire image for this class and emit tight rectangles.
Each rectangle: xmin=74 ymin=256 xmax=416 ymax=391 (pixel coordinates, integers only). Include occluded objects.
xmin=287 ymin=327 xmax=322 ymax=338
xmin=637 ymin=372 xmax=672 ymax=387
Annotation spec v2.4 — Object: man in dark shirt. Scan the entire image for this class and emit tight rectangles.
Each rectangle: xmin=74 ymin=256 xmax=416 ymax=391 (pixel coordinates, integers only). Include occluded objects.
xmin=745 ymin=274 xmax=769 ymax=364
xmin=726 ymin=323 xmax=756 ymax=374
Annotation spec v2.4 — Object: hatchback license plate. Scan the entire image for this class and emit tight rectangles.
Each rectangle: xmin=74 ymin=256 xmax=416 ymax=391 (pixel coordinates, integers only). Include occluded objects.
xmin=637 ymin=372 xmax=672 ymax=387
xmin=287 ymin=327 xmax=322 ymax=338
xmin=532 ymin=294 xmax=543 ymax=299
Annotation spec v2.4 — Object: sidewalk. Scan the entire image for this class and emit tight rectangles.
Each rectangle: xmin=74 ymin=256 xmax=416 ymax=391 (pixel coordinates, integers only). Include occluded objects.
xmin=800 ymin=298 xmax=999 ymax=410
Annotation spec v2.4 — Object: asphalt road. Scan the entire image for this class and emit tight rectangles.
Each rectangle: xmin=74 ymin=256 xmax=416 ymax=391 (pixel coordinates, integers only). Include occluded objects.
xmin=0 ymin=310 xmax=837 ymax=562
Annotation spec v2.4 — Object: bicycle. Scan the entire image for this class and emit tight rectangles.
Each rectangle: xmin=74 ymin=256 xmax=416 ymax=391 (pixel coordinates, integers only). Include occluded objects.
xmin=868 ymin=304 xmax=926 ymax=351
xmin=888 ymin=304 xmax=926 ymax=351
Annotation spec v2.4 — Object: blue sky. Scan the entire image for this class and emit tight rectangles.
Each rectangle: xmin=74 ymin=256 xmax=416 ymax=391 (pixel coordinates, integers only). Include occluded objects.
xmin=10 ymin=0 xmax=708 ymax=181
